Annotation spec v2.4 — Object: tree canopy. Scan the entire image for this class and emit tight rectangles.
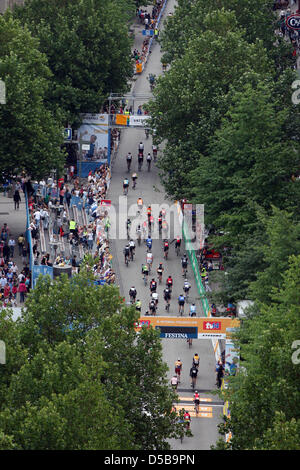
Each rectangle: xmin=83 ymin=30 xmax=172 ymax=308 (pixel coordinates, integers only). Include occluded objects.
xmin=13 ymin=0 xmax=135 ymax=125
xmin=0 ymin=268 xmax=184 ymax=449
xmin=0 ymin=13 xmax=65 ymax=178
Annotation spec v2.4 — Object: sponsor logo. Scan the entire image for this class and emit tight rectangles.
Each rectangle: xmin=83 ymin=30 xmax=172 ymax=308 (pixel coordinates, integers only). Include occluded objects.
xmin=135 ymin=320 xmax=150 ymax=329
xmin=203 ymin=321 xmax=221 ymax=330
xmin=286 ymin=15 xmax=300 ymax=30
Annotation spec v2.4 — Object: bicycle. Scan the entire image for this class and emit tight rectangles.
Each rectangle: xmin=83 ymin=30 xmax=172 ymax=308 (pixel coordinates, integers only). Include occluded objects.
xmin=178 ymin=303 xmax=184 ymax=316
xmin=187 ymin=338 xmax=193 ymax=348
xmin=182 ymin=267 xmax=188 ymax=277
xmin=138 ymin=159 xmax=143 ymax=171
xmin=191 ymin=376 xmax=197 ymax=390
xmin=127 ymin=160 xmax=131 ymax=172
xmin=147 ymin=160 xmax=151 ymax=172
xmin=175 ymin=245 xmax=180 ymax=256
xmin=164 ymin=249 xmax=169 ymax=260
xmin=165 ymin=299 xmax=170 ymax=311
xmin=137 ymin=232 xmax=141 ymax=246
xmin=184 ymin=291 xmax=189 ymax=303
xmin=125 ymin=254 xmax=129 ymax=267
xmin=194 ymin=401 xmax=200 ymax=416
xmin=123 ymin=185 xmax=129 ymax=196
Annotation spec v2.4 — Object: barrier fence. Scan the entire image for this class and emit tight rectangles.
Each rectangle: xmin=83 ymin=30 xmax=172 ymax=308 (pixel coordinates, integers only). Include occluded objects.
xmin=182 ymin=219 xmax=210 ymax=318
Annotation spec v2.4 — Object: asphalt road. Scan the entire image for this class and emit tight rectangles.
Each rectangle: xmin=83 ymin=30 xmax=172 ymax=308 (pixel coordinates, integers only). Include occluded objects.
xmin=109 ymin=0 xmax=223 ymax=450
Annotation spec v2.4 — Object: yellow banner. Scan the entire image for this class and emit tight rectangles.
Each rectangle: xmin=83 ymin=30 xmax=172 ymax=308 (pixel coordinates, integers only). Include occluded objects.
xmin=115 ymin=114 xmax=128 ymax=126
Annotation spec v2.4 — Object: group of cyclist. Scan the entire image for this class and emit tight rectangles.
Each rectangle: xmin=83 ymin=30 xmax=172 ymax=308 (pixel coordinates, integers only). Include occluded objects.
xmin=124 ymin=222 xmax=197 ymax=316
xmin=170 ymin=353 xmax=201 ymax=430
xmin=123 ymin=142 xmax=158 ymax=195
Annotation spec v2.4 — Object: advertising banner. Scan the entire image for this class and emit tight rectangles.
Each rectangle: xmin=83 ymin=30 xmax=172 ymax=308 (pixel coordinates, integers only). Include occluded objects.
xmin=135 ymin=316 xmax=240 ymax=339
xmin=225 ymin=339 xmax=239 ymax=376
xmin=129 ymin=115 xmax=150 ymax=127
xmin=77 ymin=114 xmax=109 ymax=162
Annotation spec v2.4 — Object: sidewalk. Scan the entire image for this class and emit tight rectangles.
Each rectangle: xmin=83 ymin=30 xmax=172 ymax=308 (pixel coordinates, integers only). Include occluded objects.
xmin=0 ymin=192 xmax=27 ymax=272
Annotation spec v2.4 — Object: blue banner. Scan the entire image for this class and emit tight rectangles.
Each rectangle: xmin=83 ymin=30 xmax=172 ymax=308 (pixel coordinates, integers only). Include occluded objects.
xmin=79 ymin=161 xmax=107 ymax=178
xmin=32 ymin=265 xmax=54 ymax=288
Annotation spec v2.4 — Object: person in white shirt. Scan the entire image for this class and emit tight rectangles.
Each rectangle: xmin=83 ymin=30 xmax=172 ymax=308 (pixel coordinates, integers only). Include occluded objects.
xmin=8 ymin=238 xmax=15 ymax=258
xmin=34 ymin=210 xmax=41 ymax=224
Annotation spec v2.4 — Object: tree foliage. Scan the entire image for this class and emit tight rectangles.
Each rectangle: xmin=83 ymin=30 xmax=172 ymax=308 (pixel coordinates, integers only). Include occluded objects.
xmin=14 ymin=0 xmax=135 ymax=125
xmin=0 ymin=12 xmax=65 ymax=178
xmin=0 ymin=269 xmax=182 ymax=449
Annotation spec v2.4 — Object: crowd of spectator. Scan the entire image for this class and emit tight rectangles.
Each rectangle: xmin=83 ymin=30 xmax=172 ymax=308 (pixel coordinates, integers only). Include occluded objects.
xmin=27 ymin=163 xmax=115 ymax=286
xmin=0 ymin=222 xmax=31 ymax=308
xmin=134 ymin=0 xmax=167 ymax=70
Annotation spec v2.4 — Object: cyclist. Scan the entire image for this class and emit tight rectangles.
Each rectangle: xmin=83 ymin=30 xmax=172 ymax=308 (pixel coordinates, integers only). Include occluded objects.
xmin=152 ymin=144 xmax=158 ymax=161
xmin=146 ymin=235 xmax=152 ymax=252
xmin=183 ymin=279 xmax=191 ymax=301
xmin=148 ymin=214 xmax=154 ymax=233
xmin=190 ymin=363 xmax=198 ymax=389
xmin=147 ymin=206 xmax=152 ymax=223
xmin=145 ymin=128 xmax=150 ymax=139
xmin=189 ymin=303 xmax=197 ymax=317
xmin=137 ymin=197 xmax=143 ymax=215
xmin=181 ymin=254 xmax=188 ymax=276
xmin=194 ymin=391 xmax=200 ymax=415
xmin=150 ymin=278 xmax=157 ymax=293
xmin=126 ymin=218 xmax=131 ymax=239
xmin=193 ymin=353 xmax=200 ymax=370
xmin=163 ymin=286 xmax=171 ymax=310
xmin=138 ymin=152 xmax=143 ymax=170
xmin=146 ymin=251 xmax=153 ymax=272
xmin=151 ymin=291 xmax=158 ymax=306
xmin=123 ymin=243 xmax=130 ymax=265
xmin=171 ymin=375 xmax=178 ymax=391
xmin=126 ymin=152 xmax=132 ymax=171
xmin=132 ymin=172 xmax=138 ymax=189
xmin=138 ymin=141 xmax=144 ymax=155
xmin=183 ymin=410 xmax=191 ymax=430
xmin=157 ymin=262 xmax=164 ymax=283
xmin=148 ymin=73 xmax=156 ymax=90
xmin=163 ymin=239 xmax=169 ymax=259
xmin=178 ymin=294 xmax=185 ymax=316
xmin=129 ymin=239 xmax=135 ymax=260
xmin=175 ymin=358 xmax=182 ymax=383
xmin=135 ymin=299 xmax=141 ymax=313
xmin=141 ymin=263 xmax=149 ymax=284
xmin=175 ymin=236 xmax=181 ymax=255
xmin=129 ymin=286 xmax=137 ymax=304
xmin=146 ymin=152 xmax=152 ymax=171
xmin=149 ymin=298 xmax=157 ymax=315
xmin=158 ymin=212 xmax=163 ymax=233
xmin=166 ymin=275 xmax=173 ymax=293
xmin=136 ymin=224 xmax=142 ymax=245
xmin=123 ymin=177 xmax=129 ymax=195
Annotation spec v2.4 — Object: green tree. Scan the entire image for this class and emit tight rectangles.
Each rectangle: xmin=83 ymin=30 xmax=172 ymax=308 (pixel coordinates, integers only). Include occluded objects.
xmin=214 ymin=255 xmax=300 ymax=449
xmin=0 ymin=12 xmax=65 ymax=178
xmin=14 ymin=0 xmax=134 ymax=125
xmin=148 ymin=11 xmax=271 ymax=196
xmin=0 ymin=269 xmax=182 ymax=449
